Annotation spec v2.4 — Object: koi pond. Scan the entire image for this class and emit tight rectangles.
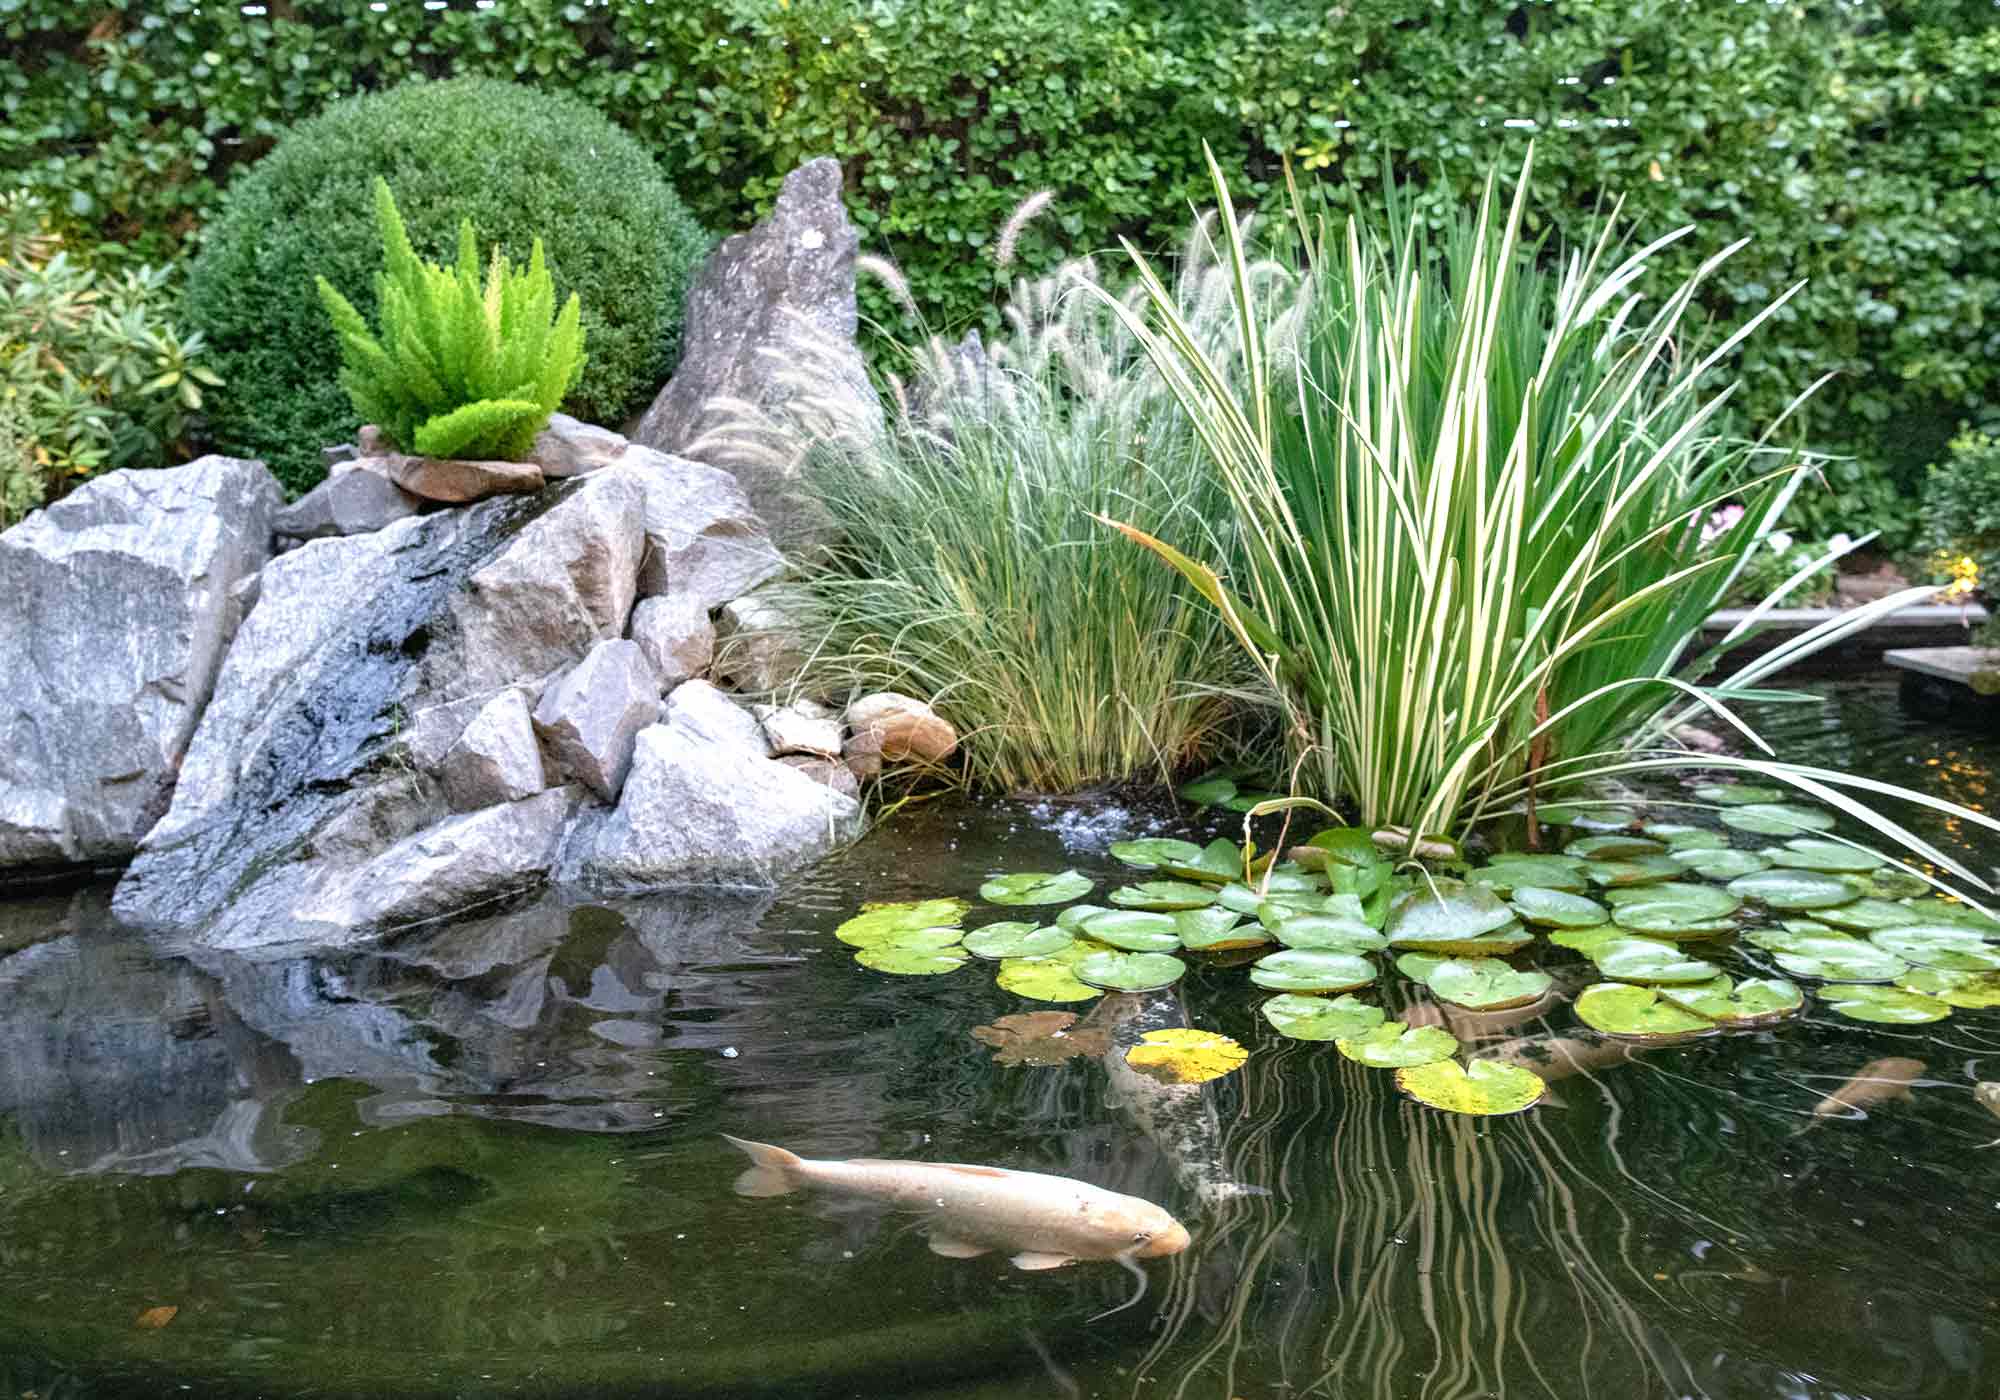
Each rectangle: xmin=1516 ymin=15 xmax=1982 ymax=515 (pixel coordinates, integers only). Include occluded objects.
xmin=2 ymin=676 xmax=1996 ymax=1399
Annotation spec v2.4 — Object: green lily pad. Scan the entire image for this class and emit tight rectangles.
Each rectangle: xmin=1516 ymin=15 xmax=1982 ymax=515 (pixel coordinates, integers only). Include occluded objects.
xmin=1894 ymin=967 xmax=2000 ymax=1008
xmin=1108 ymin=880 xmax=1218 ymax=911
xmin=1154 ymin=837 xmax=1250 ymax=885
xmin=1549 ymin=925 xmax=1625 ymax=955
xmin=1869 ymin=925 xmax=2000 ymax=972
xmin=1675 ymin=848 xmax=1771 ymax=880
xmin=1174 ymin=907 xmax=1268 ymax=952
xmin=1305 ymin=826 xmax=1384 ymax=867
xmin=1266 ymin=912 xmax=1387 ymax=953
xmin=835 ymin=898 xmax=968 ymax=948
xmin=1768 ymin=935 xmax=1909 ymax=983
xmin=1540 ymin=803 xmax=1641 ymax=830
xmin=1386 ymin=879 xmax=1517 ymax=948
xmin=1401 ymin=923 xmax=1535 ymax=957
xmin=857 ymin=944 xmax=970 ymax=975
xmin=1076 ymin=909 xmax=1183 ymax=953
xmin=1249 ymin=949 xmax=1378 ymax=993
xmin=1592 ymin=937 xmax=1721 ymax=984
xmin=1574 ymin=983 xmax=1713 ymax=1039
xmin=1814 ymin=897 xmax=1920 ymax=933
xmin=1694 ymin=782 xmax=1785 ymax=806
xmin=1771 ymin=838 xmax=1885 ymax=874
xmin=1658 ymin=975 xmax=1803 ymax=1026
xmin=1726 ymin=869 xmax=1859 ymax=912
xmin=1336 ymin=1021 xmax=1460 ymax=1068
xmin=1721 ymin=802 xmax=1836 ymax=836
xmin=1075 ymin=950 xmax=1187 ymax=992
xmin=980 ymin=870 xmax=1094 ymax=906
xmin=1647 ymin=824 xmax=1728 ymax=852
xmin=1393 ymin=1059 xmax=1547 ymax=1115
xmin=1179 ymin=774 xmax=1238 ymax=807
xmin=1609 ymin=883 xmax=1742 ymax=937
xmin=1584 ymin=856 xmax=1684 ymax=888
xmin=1472 ymin=855 xmax=1588 ymax=894
xmin=1895 ymin=898 xmax=2000 ymax=932
xmin=963 ymin=922 xmax=1073 ymax=959
xmin=1225 ymin=790 xmax=1286 ymax=813
xmin=1566 ymin=834 xmax=1668 ymax=860
xmin=1864 ymin=869 xmax=1932 ymax=900
xmin=1409 ymin=957 xmax=1553 ymax=1011
xmin=1108 ymin=838 xmax=1206 ymax=871
xmin=1510 ymin=886 xmax=1609 ymax=929
xmin=1816 ymin=983 xmax=1951 ymax=1024
xmin=1055 ymin=903 xmax=1112 ymax=933
xmin=1262 ymin=992 xmax=1385 ymax=1042
xmin=995 ymin=940 xmax=1106 ymax=1002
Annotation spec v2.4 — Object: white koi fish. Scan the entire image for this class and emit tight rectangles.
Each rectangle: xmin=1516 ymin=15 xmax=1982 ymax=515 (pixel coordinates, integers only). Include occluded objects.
xmin=1807 ymin=1056 xmax=1925 ymax=1122
xmin=722 ymin=1134 xmax=1190 ymax=1271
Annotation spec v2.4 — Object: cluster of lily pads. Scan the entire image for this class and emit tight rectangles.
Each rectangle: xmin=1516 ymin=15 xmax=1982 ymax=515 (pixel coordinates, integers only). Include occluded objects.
xmin=831 ymin=782 xmax=1999 ymax=1116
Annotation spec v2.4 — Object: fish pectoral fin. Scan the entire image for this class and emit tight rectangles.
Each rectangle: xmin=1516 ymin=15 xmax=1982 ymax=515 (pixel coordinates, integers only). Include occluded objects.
xmin=1009 ymin=1251 xmax=1076 ymax=1271
xmin=927 ymin=1235 xmax=992 ymax=1259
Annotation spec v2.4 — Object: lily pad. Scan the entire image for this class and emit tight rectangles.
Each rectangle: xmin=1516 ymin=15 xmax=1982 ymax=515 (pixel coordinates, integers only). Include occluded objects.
xmin=1895 ymin=967 xmax=2000 ymax=1008
xmin=1610 ymin=884 xmax=1743 ymax=937
xmin=980 ymin=870 xmax=1094 ymax=906
xmin=1720 ymin=802 xmax=1836 ymax=836
xmin=1393 ymin=1059 xmax=1547 ymax=1116
xmin=1125 ymin=1028 xmax=1248 ymax=1084
xmin=1335 ymin=1021 xmax=1460 ymax=1068
xmin=858 ymin=938 xmax=970 ymax=975
xmin=1725 ymin=869 xmax=1858 ymax=912
xmin=1249 ymin=949 xmax=1378 ymax=994
xmin=1179 ymin=774 xmax=1238 ymax=807
xmin=963 ymin=922 xmax=1073 ymax=959
xmin=1075 ymin=950 xmax=1187 ymax=992
xmin=1863 ymin=869 xmax=1932 ymax=900
xmin=1647 ymin=824 xmax=1728 ymax=852
xmin=1658 ymin=975 xmax=1803 ymax=1026
xmin=1174 ymin=907 xmax=1269 ymax=952
xmin=1675 ymin=848 xmax=1771 ymax=881
xmin=1566 ymin=834 xmax=1668 ymax=860
xmin=1869 ymin=925 xmax=2000 ymax=972
xmin=1768 ymin=936 xmax=1909 ymax=983
xmin=1592 ymin=938 xmax=1721 ymax=984
xmin=1540 ymin=803 xmax=1641 ymax=830
xmin=1693 ymin=782 xmax=1785 ymax=806
xmin=1076 ymin=909 xmax=1183 ymax=953
xmin=1412 ymin=957 xmax=1553 ymax=1011
xmin=1108 ymin=880 xmax=1218 ymax=911
xmin=1109 ymin=838 xmax=1206 ymax=871
xmin=1816 ymin=983 xmax=1951 ymax=1024
xmin=1574 ymin=983 xmax=1713 ymax=1039
xmin=1386 ymin=879 xmax=1518 ymax=948
xmin=1771 ymin=838 xmax=1885 ymax=874
xmin=1472 ymin=855 xmax=1588 ymax=894
xmin=1549 ymin=925 xmax=1625 ymax=955
xmin=1267 ymin=912 xmax=1387 ymax=953
xmin=1404 ymin=923 xmax=1536 ymax=957
xmin=1157 ymin=837 xmax=1250 ymax=884
xmin=1510 ymin=886 xmax=1609 ymax=929
xmin=1584 ymin=856 xmax=1683 ymax=888
xmin=996 ymin=941 xmax=1106 ymax=1002
xmin=1225 ymin=790 xmax=1287 ymax=813
xmin=1261 ymin=993 xmax=1385 ymax=1042
xmin=1814 ymin=897 xmax=1920 ymax=933
xmin=835 ymin=898 xmax=968 ymax=948
xmin=1056 ymin=903 xmax=1113 ymax=933
xmin=969 ymin=1011 xmax=1110 ymax=1066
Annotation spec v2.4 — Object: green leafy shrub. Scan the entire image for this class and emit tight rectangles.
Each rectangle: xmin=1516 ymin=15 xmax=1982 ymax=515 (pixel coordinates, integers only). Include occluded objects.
xmin=182 ymin=77 xmax=705 ymax=493
xmin=0 ymin=192 xmax=219 ymax=515
xmin=318 ymin=180 xmax=584 ymax=464
xmin=1923 ymin=430 xmax=2000 ymax=637
xmin=4 ymin=3 xmax=1994 ymax=546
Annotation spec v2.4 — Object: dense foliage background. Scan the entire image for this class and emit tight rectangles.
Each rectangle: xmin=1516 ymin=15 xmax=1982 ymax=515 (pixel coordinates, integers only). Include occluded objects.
xmin=2 ymin=0 xmax=1993 ymax=539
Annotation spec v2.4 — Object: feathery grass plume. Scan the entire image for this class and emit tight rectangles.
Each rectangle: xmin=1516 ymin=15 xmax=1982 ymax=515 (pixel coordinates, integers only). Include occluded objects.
xmin=316 ymin=178 xmax=585 ymax=461
xmin=856 ymin=254 xmax=917 ymax=319
xmin=1104 ymin=146 xmax=1999 ymax=892
xmin=996 ymin=189 xmax=1056 ymax=269
xmin=697 ymin=206 xmax=1304 ymax=792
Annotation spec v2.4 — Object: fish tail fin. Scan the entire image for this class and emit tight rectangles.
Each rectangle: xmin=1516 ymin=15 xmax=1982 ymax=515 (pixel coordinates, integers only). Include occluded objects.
xmin=721 ymin=1134 xmax=803 ymax=1197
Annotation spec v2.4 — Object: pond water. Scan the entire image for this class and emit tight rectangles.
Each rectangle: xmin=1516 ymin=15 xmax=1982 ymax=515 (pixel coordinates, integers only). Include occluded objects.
xmin=1 ymin=677 xmax=1997 ymax=1399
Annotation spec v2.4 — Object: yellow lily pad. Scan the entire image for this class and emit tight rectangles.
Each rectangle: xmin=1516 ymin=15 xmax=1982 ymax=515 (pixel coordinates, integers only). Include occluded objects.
xmin=1124 ymin=1028 xmax=1249 ymax=1085
xmin=1393 ymin=1059 xmax=1547 ymax=1116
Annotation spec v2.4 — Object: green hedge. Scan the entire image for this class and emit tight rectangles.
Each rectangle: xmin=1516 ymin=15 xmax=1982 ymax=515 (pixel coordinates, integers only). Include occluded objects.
xmin=3 ymin=0 xmax=1994 ymax=543
xmin=183 ymin=77 xmax=706 ymax=491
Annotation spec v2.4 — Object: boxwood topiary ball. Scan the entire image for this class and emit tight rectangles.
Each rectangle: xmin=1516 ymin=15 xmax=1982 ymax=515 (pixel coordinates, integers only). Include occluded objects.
xmin=184 ymin=76 xmax=709 ymax=494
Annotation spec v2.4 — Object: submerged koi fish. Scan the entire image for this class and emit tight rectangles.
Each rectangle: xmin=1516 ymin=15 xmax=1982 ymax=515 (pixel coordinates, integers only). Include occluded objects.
xmin=1809 ymin=1056 xmax=1926 ymax=1121
xmin=1975 ymin=1081 xmax=2000 ymax=1147
xmin=722 ymin=1134 xmax=1190 ymax=1271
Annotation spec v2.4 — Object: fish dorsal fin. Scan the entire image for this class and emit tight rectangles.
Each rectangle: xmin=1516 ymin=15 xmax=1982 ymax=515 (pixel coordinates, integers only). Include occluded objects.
xmin=1010 ymin=1251 xmax=1075 ymax=1271
xmin=934 ymin=1164 xmax=1010 ymax=1180
xmin=928 ymin=1235 xmax=991 ymax=1258
xmin=843 ymin=1159 xmax=1014 ymax=1180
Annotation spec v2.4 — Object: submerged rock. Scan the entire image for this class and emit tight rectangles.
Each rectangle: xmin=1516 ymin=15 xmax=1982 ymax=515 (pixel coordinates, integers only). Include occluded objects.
xmin=0 ymin=456 xmax=282 ymax=871
xmin=631 ymin=157 xmax=881 ymax=556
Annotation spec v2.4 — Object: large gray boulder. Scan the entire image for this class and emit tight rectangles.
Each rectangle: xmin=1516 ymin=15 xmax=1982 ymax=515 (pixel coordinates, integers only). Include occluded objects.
xmin=439 ymin=688 xmax=547 ymax=812
xmin=567 ymin=721 xmax=862 ymax=890
xmin=272 ymin=462 xmax=422 ymax=540
xmin=628 ymin=593 xmax=714 ymax=687
xmin=630 ymin=446 xmax=785 ymax=608
xmin=531 ymin=639 xmax=657 ymax=801
xmin=113 ymin=469 xmax=645 ymax=952
xmin=631 ymin=157 xmax=881 ymax=556
xmin=0 ymin=456 xmax=282 ymax=871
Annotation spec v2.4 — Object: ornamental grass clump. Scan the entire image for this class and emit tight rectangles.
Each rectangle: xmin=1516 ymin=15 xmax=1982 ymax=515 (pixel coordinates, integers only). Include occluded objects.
xmin=316 ymin=179 xmax=584 ymax=462
xmin=696 ymin=204 xmax=1300 ymax=792
xmin=1105 ymin=149 xmax=1979 ymax=879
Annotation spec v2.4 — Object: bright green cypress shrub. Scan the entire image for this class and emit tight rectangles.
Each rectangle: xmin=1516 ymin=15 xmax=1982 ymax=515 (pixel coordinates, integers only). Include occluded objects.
xmin=182 ymin=77 xmax=707 ymax=494
xmin=316 ymin=180 xmax=585 ymax=464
